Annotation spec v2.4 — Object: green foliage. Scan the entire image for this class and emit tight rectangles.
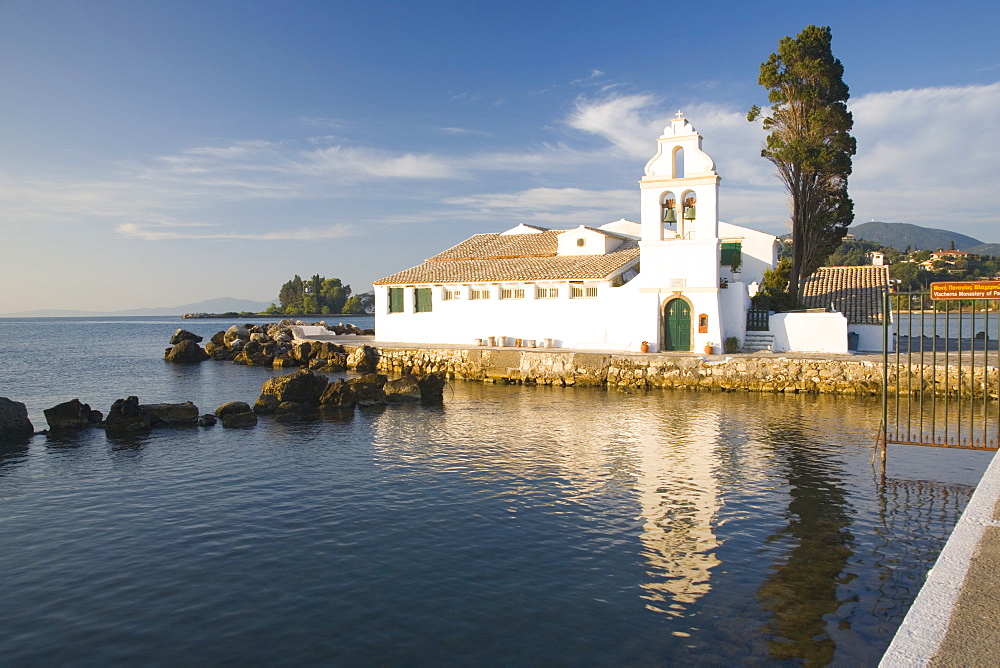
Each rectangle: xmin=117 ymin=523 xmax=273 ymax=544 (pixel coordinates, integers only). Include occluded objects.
xmin=264 ymin=303 xmax=281 ymax=315
xmin=342 ymin=292 xmax=375 ymax=315
xmin=752 ymin=258 xmax=800 ymax=312
xmin=724 ymin=337 xmax=740 ymax=354
xmin=277 ymin=274 xmax=353 ymax=313
xmin=748 ymin=25 xmax=856 ymax=303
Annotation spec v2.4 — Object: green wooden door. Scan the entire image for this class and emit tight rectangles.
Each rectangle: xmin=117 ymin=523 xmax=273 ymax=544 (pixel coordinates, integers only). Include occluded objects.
xmin=664 ymin=298 xmax=691 ymax=351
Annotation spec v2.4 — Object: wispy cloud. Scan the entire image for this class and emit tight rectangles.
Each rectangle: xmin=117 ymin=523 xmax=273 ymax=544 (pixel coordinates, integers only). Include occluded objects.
xmin=443 ymin=187 xmax=636 ymax=225
xmin=116 ymin=221 xmax=355 ymax=241
xmin=2 ymin=80 xmax=997 ymax=247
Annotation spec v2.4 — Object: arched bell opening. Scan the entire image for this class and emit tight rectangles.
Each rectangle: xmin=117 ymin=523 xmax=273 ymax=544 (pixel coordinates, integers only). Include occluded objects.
xmin=672 ymin=146 xmax=685 ymax=179
xmin=660 ymin=191 xmax=678 ymax=239
xmin=680 ymin=190 xmax=697 ymax=238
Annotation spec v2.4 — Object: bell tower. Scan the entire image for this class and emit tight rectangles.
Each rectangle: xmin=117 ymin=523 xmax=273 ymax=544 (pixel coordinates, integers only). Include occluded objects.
xmin=639 ymin=113 xmax=720 ymax=242
xmin=634 ymin=115 xmax=725 ymax=352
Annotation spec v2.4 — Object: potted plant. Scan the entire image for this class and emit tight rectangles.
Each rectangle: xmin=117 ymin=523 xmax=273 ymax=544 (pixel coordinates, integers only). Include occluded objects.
xmin=640 ymin=341 xmax=649 ymax=353
xmin=704 ymin=342 xmax=714 ymax=355
xmin=724 ymin=336 xmax=740 ymax=354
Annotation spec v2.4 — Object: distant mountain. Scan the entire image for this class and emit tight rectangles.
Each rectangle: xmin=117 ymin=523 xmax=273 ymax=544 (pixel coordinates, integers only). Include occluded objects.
xmin=849 ymin=221 xmax=984 ymax=252
xmin=1 ymin=297 xmax=276 ymax=318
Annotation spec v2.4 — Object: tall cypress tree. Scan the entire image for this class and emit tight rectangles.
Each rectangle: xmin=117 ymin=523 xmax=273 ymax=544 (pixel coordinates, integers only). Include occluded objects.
xmin=748 ymin=25 xmax=856 ymax=303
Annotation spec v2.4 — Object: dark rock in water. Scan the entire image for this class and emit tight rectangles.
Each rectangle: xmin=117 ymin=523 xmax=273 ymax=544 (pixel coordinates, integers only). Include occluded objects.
xmin=347 ymin=345 xmax=379 ymax=373
xmin=210 ymin=331 xmax=226 ymax=346
xmin=274 ymin=401 xmax=303 ymax=418
xmin=349 ymin=373 xmax=387 ymax=387
xmin=260 ymin=369 xmax=329 ymax=407
xmin=272 ymin=354 xmax=298 ymax=368
xmin=199 ymin=414 xmax=217 ymax=427
xmin=319 ymin=379 xmax=357 ymax=409
xmin=0 ymin=397 xmax=34 ymax=440
xmin=362 ymin=328 xmax=375 ymax=336
xmin=105 ymin=396 xmax=152 ymax=437
xmin=253 ymin=394 xmax=280 ymax=415
xmin=216 ymin=401 xmax=252 ymax=418
xmin=169 ymin=329 xmax=203 ymax=345
xmin=233 ymin=340 xmax=272 ymax=367
xmin=44 ymin=398 xmax=95 ymax=431
xmin=229 ymin=338 xmax=246 ymax=353
xmin=164 ymin=339 xmax=210 ymax=363
xmin=417 ymin=373 xmax=447 ymax=405
xmin=215 ymin=401 xmax=257 ymax=428
xmin=221 ymin=411 xmax=258 ymax=428
xmin=88 ymin=409 xmax=104 ymax=425
xmin=140 ymin=402 xmax=199 ymax=427
xmin=355 ymin=384 xmax=387 ymax=407
xmin=206 ymin=343 xmax=236 ymax=361
xmin=384 ymin=375 xmax=421 ymax=403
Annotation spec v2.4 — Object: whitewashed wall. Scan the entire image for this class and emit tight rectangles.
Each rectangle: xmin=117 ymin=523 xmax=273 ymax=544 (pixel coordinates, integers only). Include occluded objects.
xmin=770 ymin=312 xmax=849 ymax=353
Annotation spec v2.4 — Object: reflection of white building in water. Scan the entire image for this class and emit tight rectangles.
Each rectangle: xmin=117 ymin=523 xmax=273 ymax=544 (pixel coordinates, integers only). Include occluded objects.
xmin=633 ymin=410 xmax=722 ymax=614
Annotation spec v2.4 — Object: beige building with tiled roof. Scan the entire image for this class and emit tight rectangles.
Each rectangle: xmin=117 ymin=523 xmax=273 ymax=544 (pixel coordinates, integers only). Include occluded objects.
xmin=802 ymin=266 xmax=891 ymax=326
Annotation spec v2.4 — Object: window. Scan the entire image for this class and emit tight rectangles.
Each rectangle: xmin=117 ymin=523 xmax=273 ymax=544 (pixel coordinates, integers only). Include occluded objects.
xmin=576 ymin=238 xmax=586 ymax=247
xmin=536 ymin=287 xmax=559 ymax=299
xmin=388 ymin=287 xmax=404 ymax=313
xmin=721 ymin=242 xmax=742 ymax=267
xmin=443 ymin=289 xmax=461 ymax=300
xmin=570 ymin=284 xmax=598 ymax=298
xmin=500 ymin=287 xmax=525 ymax=299
xmin=414 ymin=287 xmax=432 ymax=313
xmin=470 ymin=289 xmax=490 ymax=300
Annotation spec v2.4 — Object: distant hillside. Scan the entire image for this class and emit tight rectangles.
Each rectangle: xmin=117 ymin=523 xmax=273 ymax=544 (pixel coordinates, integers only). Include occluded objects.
xmin=969 ymin=243 xmax=1000 ymax=257
xmin=849 ymin=221 xmax=983 ymax=252
xmin=1 ymin=296 xmax=276 ymax=318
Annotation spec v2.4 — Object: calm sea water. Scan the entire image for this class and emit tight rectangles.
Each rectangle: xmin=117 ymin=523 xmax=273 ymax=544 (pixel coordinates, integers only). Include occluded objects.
xmin=0 ymin=317 xmax=992 ymax=665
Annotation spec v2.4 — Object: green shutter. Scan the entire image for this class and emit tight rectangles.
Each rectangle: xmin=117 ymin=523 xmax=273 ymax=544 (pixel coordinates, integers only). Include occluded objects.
xmin=389 ymin=287 xmax=404 ymax=313
xmin=721 ymin=242 xmax=742 ymax=266
xmin=414 ymin=287 xmax=432 ymax=313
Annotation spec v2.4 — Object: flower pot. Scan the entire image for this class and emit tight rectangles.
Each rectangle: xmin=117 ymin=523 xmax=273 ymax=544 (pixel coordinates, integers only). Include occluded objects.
xmin=704 ymin=345 xmax=713 ymax=355
xmin=640 ymin=342 xmax=649 ymax=353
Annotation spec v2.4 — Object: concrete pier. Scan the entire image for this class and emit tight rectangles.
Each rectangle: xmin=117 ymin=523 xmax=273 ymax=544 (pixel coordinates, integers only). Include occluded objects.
xmin=881 ymin=448 xmax=1000 ymax=666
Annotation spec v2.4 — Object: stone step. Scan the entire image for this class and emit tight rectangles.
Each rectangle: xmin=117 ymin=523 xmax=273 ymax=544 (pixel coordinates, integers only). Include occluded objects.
xmin=743 ymin=333 xmax=774 ymax=353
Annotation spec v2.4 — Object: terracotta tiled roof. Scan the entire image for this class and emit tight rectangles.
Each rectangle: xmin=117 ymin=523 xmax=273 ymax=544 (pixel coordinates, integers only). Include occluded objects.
xmin=374 ymin=233 xmax=639 ymax=285
xmin=428 ymin=231 xmax=560 ymax=261
xmin=801 ymin=265 xmax=890 ymax=325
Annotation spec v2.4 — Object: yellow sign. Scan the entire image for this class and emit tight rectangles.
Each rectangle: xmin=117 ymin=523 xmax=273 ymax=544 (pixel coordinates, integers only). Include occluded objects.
xmin=930 ymin=281 xmax=1000 ymax=300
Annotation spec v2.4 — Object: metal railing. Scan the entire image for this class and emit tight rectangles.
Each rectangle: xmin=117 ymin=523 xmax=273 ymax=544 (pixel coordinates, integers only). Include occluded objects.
xmin=880 ymin=292 xmax=1000 ymax=454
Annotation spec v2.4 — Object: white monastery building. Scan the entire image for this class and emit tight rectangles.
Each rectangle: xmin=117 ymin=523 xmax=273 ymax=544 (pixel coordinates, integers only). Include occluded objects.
xmin=374 ymin=116 xmax=889 ymax=354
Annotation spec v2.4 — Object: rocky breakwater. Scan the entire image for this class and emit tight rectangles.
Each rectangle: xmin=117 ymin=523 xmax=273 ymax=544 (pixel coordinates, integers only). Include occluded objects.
xmin=250 ymin=368 xmax=446 ymax=419
xmin=164 ymin=321 xmax=376 ymax=373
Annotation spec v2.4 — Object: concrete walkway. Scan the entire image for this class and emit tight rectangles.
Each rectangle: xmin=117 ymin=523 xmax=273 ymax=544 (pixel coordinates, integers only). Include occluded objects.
xmin=881 ymin=449 xmax=1000 ymax=666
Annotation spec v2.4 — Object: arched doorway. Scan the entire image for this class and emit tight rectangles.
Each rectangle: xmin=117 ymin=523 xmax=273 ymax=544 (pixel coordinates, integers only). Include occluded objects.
xmin=663 ymin=298 xmax=692 ymax=351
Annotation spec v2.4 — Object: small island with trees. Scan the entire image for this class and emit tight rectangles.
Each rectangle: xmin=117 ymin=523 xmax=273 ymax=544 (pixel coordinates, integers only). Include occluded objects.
xmin=182 ymin=274 xmax=374 ymax=318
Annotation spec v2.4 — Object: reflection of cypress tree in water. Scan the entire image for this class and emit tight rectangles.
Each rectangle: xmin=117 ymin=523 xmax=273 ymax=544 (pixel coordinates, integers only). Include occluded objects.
xmin=756 ymin=426 xmax=854 ymax=665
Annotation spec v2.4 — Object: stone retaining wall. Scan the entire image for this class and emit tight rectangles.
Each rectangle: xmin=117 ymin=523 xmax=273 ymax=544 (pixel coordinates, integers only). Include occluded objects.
xmin=372 ymin=346 xmax=999 ymax=397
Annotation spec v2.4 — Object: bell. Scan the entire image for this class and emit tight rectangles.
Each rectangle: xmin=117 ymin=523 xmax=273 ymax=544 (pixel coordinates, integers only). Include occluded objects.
xmin=662 ymin=208 xmax=677 ymax=223
xmin=683 ymin=205 xmax=696 ymax=220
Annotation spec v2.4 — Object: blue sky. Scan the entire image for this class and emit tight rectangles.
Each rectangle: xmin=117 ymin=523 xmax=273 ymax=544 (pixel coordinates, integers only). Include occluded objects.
xmin=1 ymin=0 xmax=998 ymax=313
